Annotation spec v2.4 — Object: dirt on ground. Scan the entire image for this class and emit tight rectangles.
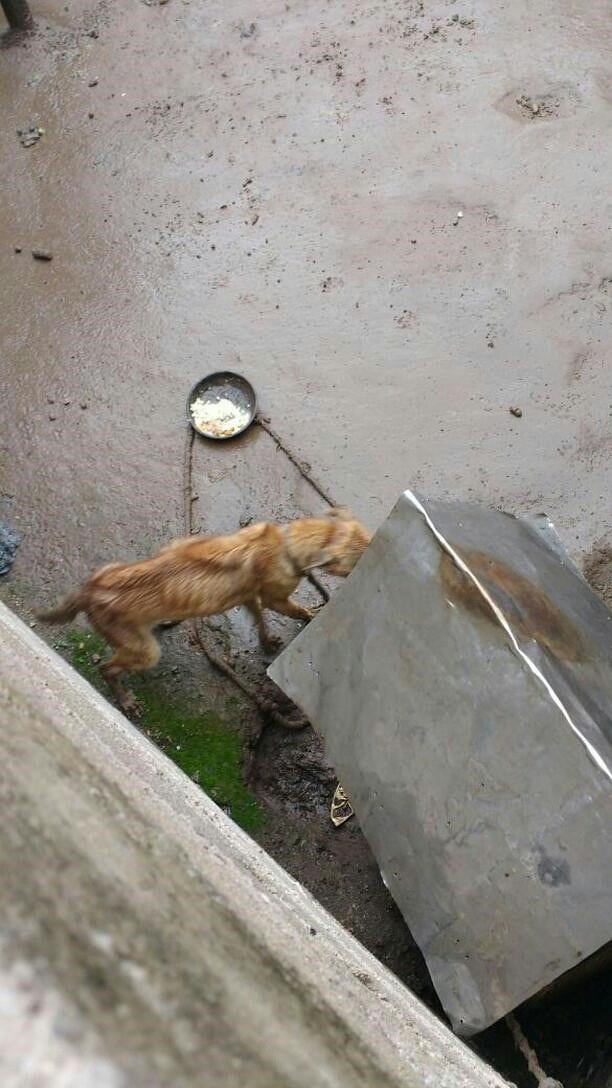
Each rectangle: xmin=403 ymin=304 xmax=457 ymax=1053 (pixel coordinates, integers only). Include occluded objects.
xmin=583 ymin=546 xmax=612 ymax=611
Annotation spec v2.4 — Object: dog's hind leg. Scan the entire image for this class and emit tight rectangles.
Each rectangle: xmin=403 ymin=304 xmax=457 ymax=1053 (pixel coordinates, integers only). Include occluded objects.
xmin=94 ymin=620 xmax=161 ymax=716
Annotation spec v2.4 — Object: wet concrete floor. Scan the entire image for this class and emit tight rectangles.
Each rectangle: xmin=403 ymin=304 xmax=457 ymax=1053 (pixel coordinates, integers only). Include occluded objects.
xmin=1 ymin=0 xmax=611 ymax=1084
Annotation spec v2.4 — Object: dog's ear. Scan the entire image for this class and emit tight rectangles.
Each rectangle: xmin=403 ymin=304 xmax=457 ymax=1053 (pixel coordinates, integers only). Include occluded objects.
xmin=325 ymin=506 xmax=353 ymax=522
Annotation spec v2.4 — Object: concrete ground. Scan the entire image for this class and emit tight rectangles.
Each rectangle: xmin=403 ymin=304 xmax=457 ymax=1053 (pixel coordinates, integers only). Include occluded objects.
xmin=1 ymin=0 xmax=611 ymax=1084
xmin=0 ymin=601 xmax=512 ymax=1088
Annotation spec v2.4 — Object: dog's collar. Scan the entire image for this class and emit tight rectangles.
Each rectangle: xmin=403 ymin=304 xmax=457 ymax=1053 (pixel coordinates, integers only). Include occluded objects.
xmin=282 ymin=525 xmax=307 ymax=577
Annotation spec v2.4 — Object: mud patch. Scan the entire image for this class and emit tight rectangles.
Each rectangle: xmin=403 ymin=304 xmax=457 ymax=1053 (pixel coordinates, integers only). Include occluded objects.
xmin=567 ymin=349 xmax=591 ymax=385
xmin=251 ymin=719 xmax=440 ymax=1001
xmin=496 ymin=85 xmax=581 ymax=122
xmin=253 ymin=723 xmax=337 ymax=818
xmin=583 ymin=544 xmax=612 ymax=609
xmin=573 ymin=422 xmax=612 ymax=471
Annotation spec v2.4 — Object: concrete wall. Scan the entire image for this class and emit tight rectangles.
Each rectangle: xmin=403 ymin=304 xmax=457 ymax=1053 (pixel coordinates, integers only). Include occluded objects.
xmin=0 ymin=602 xmax=508 ymax=1087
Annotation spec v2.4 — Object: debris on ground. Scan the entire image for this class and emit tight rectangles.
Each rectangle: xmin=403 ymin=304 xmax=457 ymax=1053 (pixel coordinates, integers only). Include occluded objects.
xmin=510 ymin=406 xmax=523 ymax=418
xmin=32 ymin=249 xmax=53 ymax=261
xmin=271 ymin=493 xmax=612 ymax=1035
xmin=0 ymin=524 xmax=20 ymax=576
xmin=330 ymin=783 xmax=354 ymax=826
xmin=515 ymin=94 xmax=558 ymax=119
xmin=17 ymin=125 xmax=44 ymax=148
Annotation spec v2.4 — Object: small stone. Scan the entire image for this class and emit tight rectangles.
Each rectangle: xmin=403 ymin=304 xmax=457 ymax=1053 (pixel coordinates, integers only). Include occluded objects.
xmin=87 ymin=28 xmax=99 ymax=38
xmin=80 ymin=402 xmax=89 ymax=409
xmin=18 ymin=125 xmax=44 ymax=148
xmin=32 ymin=249 xmax=53 ymax=261
xmin=91 ymin=654 xmax=101 ymax=664
xmin=47 ymin=396 xmax=55 ymax=404
xmin=88 ymin=112 xmax=95 ymax=119
xmin=88 ymin=78 xmax=99 ymax=87
xmin=309 ymin=926 xmax=317 ymax=936
xmin=63 ymin=400 xmax=71 ymax=406
xmin=14 ymin=246 xmax=22 ymax=253
xmin=509 ymin=406 xmax=523 ymax=418
xmin=48 ymin=414 xmax=57 ymax=421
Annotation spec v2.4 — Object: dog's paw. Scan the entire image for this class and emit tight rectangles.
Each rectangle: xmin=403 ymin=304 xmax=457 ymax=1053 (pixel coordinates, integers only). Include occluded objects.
xmin=262 ymin=634 xmax=284 ymax=656
xmin=118 ymin=690 xmax=142 ymax=717
xmin=308 ymin=603 xmax=325 ymax=618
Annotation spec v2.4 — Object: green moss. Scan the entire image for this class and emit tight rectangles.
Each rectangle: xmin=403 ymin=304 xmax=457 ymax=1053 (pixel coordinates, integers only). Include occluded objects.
xmin=63 ymin=630 xmax=106 ymax=687
xmin=59 ymin=630 xmax=264 ymax=833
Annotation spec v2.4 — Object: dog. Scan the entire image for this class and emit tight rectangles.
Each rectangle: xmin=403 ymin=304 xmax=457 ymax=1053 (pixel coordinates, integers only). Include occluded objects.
xmin=37 ymin=508 xmax=370 ymax=712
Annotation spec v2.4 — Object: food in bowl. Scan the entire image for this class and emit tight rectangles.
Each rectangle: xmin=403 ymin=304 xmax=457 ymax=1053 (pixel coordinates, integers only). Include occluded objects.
xmin=190 ymin=394 xmax=252 ymax=438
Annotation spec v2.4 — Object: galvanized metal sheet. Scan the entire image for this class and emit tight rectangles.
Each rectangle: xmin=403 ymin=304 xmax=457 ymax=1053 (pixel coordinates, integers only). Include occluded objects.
xmin=269 ymin=493 xmax=612 ymax=1034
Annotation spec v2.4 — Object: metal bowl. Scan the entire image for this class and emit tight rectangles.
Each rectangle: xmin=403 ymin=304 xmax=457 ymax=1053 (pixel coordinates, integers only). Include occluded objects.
xmin=187 ymin=372 xmax=257 ymax=440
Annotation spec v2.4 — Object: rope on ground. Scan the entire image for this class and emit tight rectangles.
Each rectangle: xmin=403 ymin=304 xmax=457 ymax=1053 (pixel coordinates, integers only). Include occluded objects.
xmin=255 ymin=415 xmax=336 ymax=507
xmin=506 ymin=1013 xmax=564 ymax=1088
xmin=183 ymin=425 xmax=196 ymax=535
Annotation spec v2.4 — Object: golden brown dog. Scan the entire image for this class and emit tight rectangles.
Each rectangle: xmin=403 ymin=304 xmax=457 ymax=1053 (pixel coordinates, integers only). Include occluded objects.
xmin=38 ymin=509 xmax=370 ymax=711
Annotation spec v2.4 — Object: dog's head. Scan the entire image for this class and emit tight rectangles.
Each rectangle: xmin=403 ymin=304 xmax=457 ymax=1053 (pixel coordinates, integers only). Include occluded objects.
xmin=314 ymin=508 xmax=371 ymax=577
xmin=286 ymin=509 xmax=371 ymax=577
xmin=300 ymin=507 xmax=372 ymax=578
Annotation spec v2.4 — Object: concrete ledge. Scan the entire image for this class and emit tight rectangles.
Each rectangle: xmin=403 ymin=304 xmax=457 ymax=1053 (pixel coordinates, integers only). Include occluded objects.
xmin=0 ymin=602 xmax=508 ymax=1087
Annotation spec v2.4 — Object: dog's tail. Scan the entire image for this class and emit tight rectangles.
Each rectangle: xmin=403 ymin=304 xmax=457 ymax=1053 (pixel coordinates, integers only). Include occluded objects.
xmin=36 ymin=589 xmax=86 ymax=625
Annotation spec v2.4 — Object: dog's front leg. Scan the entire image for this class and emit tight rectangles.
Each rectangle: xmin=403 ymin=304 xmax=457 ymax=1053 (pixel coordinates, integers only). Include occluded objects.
xmin=247 ymin=599 xmax=281 ymax=653
xmin=266 ymin=597 xmax=315 ymax=623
